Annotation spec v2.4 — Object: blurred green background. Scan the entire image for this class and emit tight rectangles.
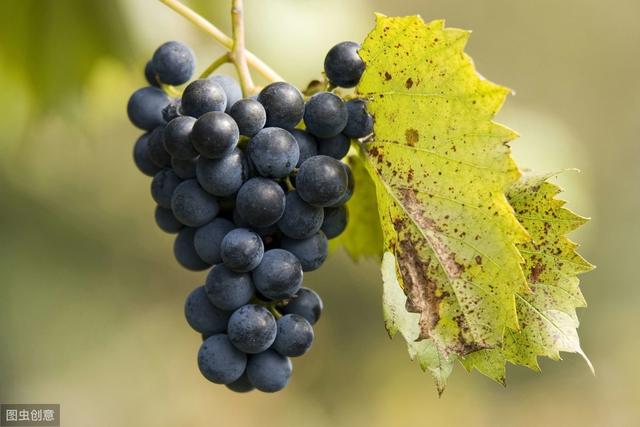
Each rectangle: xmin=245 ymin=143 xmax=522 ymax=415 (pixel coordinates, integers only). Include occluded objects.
xmin=0 ymin=0 xmax=637 ymax=426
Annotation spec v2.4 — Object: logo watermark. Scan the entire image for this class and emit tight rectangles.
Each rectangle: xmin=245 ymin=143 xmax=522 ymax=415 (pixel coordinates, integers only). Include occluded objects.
xmin=0 ymin=405 xmax=59 ymax=427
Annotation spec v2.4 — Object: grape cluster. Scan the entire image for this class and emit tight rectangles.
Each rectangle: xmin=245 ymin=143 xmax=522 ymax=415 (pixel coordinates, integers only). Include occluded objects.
xmin=127 ymin=40 xmax=371 ymax=393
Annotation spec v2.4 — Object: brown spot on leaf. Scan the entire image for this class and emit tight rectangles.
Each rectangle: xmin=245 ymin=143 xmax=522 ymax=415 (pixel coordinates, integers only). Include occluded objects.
xmin=475 ymin=255 xmax=482 ymax=265
xmin=384 ymin=71 xmax=392 ymax=81
xmin=405 ymin=128 xmax=419 ymax=146
xmin=530 ymin=261 xmax=544 ymax=283
xmin=405 ymin=77 xmax=414 ymax=89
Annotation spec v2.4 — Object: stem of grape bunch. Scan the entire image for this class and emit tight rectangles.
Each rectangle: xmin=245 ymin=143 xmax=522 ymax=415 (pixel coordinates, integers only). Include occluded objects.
xmin=158 ymin=0 xmax=283 ymax=84
xmin=229 ymin=0 xmax=254 ymax=95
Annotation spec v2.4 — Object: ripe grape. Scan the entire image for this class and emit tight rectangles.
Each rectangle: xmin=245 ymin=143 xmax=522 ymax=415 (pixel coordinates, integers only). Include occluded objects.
xmin=204 ymin=264 xmax=255 ymax=311
xmin=282 ymin=287 xmax=323 ymax=325
xmin=328 ymin=163 xmax=354 ymax=207
xmin=225 ymin=372 xmax=254 ymax=393
xmin=317 ymin=133 xmax=350 ymax=159
xmin=128 ymin=42 xmax=359 ymax=392
xmin=171 ymin=180 xmax=219 ymax=227
xmin=257 ymin=82 xmax=304 ymax=129
xmin=324 ymin=41 xmax=365 ymax=88
xmin=303 ymin=92 xmax=348 ymax=138
xmin=198 ymin=334 xmax=247 ymax=384
xmin=151 ymin=41 xmax=195 ymax=85
xmin=154 ymin=205 xmax=183 ymax=234
xmin=191 ymin=111 xmax=239 ymax=159
xmin=171 ymin=156 xmax=197 ymax=179
xmin=163 ymin=116 xmax=197 ymax=160
xmin=343 ymin=98 xmax=373 ymax=138
xmin=209 ymin=75 xmax=242 ymax=112
xmin=246 ymin=349 xmax=292 ymax=392
xmin=227 ymin=304 xmax=277 ymax=353
xmin=281 ymin=231 xmax=328 ymax=272
xmin=162 ymin=99 xmax=182 ymax=122
xmin=181 ymin=79 xmax=227 ymax=118
xmin=252 ymin=249 xmax=302 ymax=300
xmin=321 ymin=206 xmax=348 ymax=239
xmin=127 ymin=87 xmax=170 ymax=130
xmin=193 ymin=218 xmax=235 ymax=264
xmin=144 ymin=60 xmax=159 ymax=87
xmin=288 ymin=129 xmax=318 ymax=167
xmin=133 ymin=133 xmax=162 ymax=177
xmin=184 ymin=286 xmax=230 ymax=336
xmin=174 ymin=227 xmax=210 ymax=271
xmin=196 ymin=148 xmax=248 ymax=196
xmin=147 ymin=126 xmax=171 ymax=168
xmin=220 ymin=228 xmax=264 ymax=272
xmin=150 ymin=169 xmax=182 ymax=208
xmin=229 ymin=98 xmax=266 ymax=137
xmin=296 ymin=155 xmax=348 ymax=207
xmin=272 ymin=314 xmax=314 ymax=357
xmin=235 ymin=178 xmax=286 ymax=228
xmin=277 ymin=191 xmax=324 ymax=239
xmin=247 ymin=128 xmax=299 ymax=178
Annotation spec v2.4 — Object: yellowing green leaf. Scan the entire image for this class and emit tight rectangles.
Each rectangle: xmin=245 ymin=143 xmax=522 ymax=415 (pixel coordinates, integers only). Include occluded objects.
xmin=463 ymin=173 xmax=594 ymax=381
xmin=330 ymin=152 xmax=384 ymax=260
xmin=357 ymin=14 xmax=529 ymax=357
xmin=382 ymin=252 xmax=454 ymax=394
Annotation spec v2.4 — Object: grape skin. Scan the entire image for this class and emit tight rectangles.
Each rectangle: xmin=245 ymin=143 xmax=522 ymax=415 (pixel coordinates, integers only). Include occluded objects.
xmin=252 ymin=249 xmax=303 ymax=300
xmin=247 ymin=127 xmax=299 ymax=179
xmin=181 ymin=79 xmax=227 ymax=118
xmin=296 ymin=155 xmax=348 ymax=207
xmin=277 ymin=191 xmax=324 ymax=240
xmin=227 ymin=304 xmax=277 ymax=354
xmin=246 ymin=349 xmax=292 ymax=393
xmin=170 ymin=179 xmax=220 ymax=227
xmin=205 ymin=264 xmax=255 ymax=311
xmin=272 ymin=314 xmax=314 ymax=357
xmin=174 ymin=227 xmax=210 ymax=271
xmin=151 ymin=169 xmax=182 ymax=209
xmin=321 ymin=206 xmax=348 ymax=239
xmin=191 ymin=111 xmax=239 ymax=159
xmin=196 ymin=148 xmax=248 ymax=197
xmin=282 ymin=287 xmax=323 ymax=325
xmin=281 ymin=231 xmax=328 ymax=272
xmin=198 ymin=334 xmax=247 ymax=384
xmin=155 ymin=205 xmax=183 ymax=234
xmin=151 ymin=41 xmax=195 ymax=85
xmin=324 ymin=41 xmax=365 ymax=88
xmin=257 ymin=82 xmax=305 ymax=129
xmin=184 ymin=286 xmax=230 ymax=336
xmin=235 ymin=178 xmax=286 ymax=228
xmin=220 ymin=228 xmax=265 ymax=273
xmin=229 ymin=98 xmax=266 ymax=137
xmin=127 ymin=87 xmax=170 ymax=130
xmin=133 ymin=133 xmax=162 ymax=177
xmin=303 ymin=92 xmax=348 ymax=138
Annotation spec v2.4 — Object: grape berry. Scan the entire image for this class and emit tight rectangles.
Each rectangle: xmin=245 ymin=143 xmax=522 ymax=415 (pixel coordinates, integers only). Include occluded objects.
xmin=127 ymin=40 xmax=371 ymax=393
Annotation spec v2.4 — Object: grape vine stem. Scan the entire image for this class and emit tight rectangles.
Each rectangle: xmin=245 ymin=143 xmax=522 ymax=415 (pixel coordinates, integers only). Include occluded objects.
xmin=158 ymin=0 xmax=284 ymax=83
xmin=199 ymin=53 xmax=230 ymax=78
xmin=229 ymin=0 xmax=254 ymax=96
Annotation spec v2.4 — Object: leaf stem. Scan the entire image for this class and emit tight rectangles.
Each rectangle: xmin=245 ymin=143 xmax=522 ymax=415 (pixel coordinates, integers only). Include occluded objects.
xmin=229 ymin=0 xmax=255 ymax=96
xmin=199 ymin=53 xmax=231 ymax=78
xmin=158 ymin=0 xmax=284 ymax=83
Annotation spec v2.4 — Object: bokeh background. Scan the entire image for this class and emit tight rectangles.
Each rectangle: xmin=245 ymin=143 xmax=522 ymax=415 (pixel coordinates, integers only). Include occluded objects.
xmin=0 ymin=0 xmax=638 ymax=426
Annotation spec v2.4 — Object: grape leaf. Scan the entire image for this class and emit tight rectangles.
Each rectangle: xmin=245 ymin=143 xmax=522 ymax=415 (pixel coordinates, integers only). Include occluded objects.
xmin=356 ymin=14 xmax=530 ymax=357
xmin=330 ymin=152 xmax=384 ymax=260
xmin=382 ymin=252 xmax=454 ymax=394
xmin=462 ymin=173 xmax=594 ymax=381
